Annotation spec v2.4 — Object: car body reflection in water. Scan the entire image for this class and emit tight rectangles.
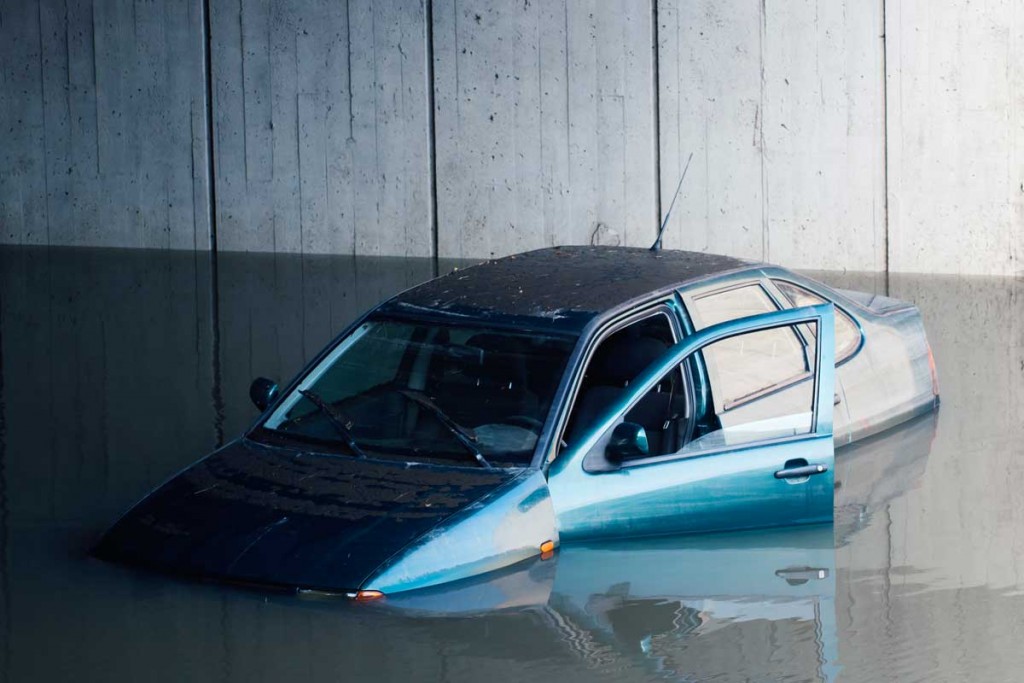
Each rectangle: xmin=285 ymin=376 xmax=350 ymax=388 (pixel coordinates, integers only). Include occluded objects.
xmin=834 ymin=411 xmax=936 ymax=547
xmin=381 ymin=412 xmax=937 ymax=681
xmin=385 ymin=526 xmax=837 ymax=681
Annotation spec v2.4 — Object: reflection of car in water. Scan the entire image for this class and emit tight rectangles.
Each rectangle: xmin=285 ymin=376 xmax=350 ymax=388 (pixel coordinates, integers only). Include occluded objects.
xmin=388 ymin=526 xmax=839 ymax=681
xmin=384 ymin=415 xmax=937 ymax=681
xmin=834 ymin=410 xmax=937 ymax=546
xmin=547 ymin=530 xmax=838 ymax=681
xmin=96 ymin=246 xmax=939 ymax=596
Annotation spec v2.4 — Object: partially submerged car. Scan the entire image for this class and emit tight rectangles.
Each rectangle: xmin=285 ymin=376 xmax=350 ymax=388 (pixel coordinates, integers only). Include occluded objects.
xmin=96 ymin=246 xmax=939 ymax=597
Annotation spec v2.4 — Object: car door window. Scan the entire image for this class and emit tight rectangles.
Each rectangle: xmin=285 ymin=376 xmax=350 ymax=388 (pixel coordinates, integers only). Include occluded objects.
xmin=681 ymin=320 xmax=817 ymax=454
xmin=562 ymin=310 xmax=682 ymax=455
xmin=691 ymin=283 xmax=779 ymax=327
xmin=772 ymin=280 xmax=862 ymax=362
xmin=585 ymin=318 xmax=821 ymax=470
xmin=551 ymin=303 xmax=834 ymax=539
xmin=690 ymin=285 xmax=810 ymax=411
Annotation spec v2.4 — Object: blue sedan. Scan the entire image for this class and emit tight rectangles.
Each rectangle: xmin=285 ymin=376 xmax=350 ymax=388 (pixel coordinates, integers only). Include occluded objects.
xmin=96 ymin=246 xmax=939 ymax=597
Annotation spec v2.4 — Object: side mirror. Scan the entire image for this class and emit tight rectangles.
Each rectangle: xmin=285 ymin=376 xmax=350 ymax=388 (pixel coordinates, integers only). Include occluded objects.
xmin=606 ymin=422 xmax=649 ymax=465
xmin=249 ymin=377 xmax=279 ymax=412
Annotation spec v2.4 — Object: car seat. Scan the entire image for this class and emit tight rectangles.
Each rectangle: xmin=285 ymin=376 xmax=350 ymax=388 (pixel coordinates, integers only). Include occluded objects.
xmin=566 ymin=333 xmax=680 ymax=456
xmin=435 ymin=333 xmax=540 ymax=428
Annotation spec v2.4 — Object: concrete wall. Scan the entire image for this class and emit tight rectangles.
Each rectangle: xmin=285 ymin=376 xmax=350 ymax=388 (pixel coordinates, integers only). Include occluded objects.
xmin=658 ymin=0 xmax=887 ymax=271
xmin=432 ymin=0 xmax=658 ymax=257
xmin=0 ymin=0 xmax=212 ymax=249
xmin=209 ymin=0 xmax=434 ymax=256
xmin=1 ymin=0 xmax=1022 ymax=274
xmin=885 ymin=0 xmax=1024 ymax=275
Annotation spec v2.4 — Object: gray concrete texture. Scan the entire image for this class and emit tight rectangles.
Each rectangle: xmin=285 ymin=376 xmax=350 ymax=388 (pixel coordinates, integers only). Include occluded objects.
xmin=1 ymin=0 xmax=1021 ymax=274
xmin=1 ymin=0 xmax=212 ymax=250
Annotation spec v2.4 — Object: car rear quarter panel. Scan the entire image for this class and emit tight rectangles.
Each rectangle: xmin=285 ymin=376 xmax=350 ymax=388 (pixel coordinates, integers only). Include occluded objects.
xmin=676 ymin=269 xmax=937 ymax=447
xmin=831 ymin=295 xmax=937 ymax=444
xmin=769 ymin=271 xmax=938 ymax=445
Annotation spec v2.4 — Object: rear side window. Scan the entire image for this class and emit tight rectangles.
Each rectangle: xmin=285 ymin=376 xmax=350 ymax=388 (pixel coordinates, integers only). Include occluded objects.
xmin=773 ymin=280 xmax=862 ymax=362
xmin=690 ymin=284 xmax=810 ymax=411
xmin=691 ymin=283 xmax=778 ymax=327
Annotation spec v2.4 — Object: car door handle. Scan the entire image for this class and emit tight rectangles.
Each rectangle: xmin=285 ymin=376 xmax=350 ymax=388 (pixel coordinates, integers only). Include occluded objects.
xmin=775 ymin=567 xmax=830 ymax=584
xmin=774 ymin=464 xmax=829 ymax=479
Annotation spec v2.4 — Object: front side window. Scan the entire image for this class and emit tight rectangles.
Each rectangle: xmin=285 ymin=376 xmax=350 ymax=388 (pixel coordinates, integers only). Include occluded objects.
xmin=773 ymin=280 xmax=862 ymax=362
xmin=587 ymin=319 xmax=819 ymax=468
xmin=562 ymin=311 xmax=681 ymax=454
xmin=263 ymin=318 xmax=575 ymax=467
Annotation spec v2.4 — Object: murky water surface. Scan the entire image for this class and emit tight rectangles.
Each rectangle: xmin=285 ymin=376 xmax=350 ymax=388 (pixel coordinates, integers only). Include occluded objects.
xmin=1 ymin=247 xmax=1022 ymax=682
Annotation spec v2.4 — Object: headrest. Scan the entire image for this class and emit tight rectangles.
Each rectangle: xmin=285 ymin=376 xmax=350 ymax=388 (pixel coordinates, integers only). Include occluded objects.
xmin=590 ymin=335 xmax=668 ymax=385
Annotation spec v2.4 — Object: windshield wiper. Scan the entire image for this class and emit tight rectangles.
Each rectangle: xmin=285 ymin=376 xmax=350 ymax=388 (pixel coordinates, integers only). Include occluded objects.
xmin=398 ymin=389 xmax=491 ymax=468
xmin=298 ymin=389 xmax=367 ymax=458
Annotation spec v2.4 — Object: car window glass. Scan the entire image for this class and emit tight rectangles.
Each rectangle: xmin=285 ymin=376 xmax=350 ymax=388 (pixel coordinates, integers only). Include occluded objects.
xmin=264 ymin=319 xmax=575 ymax=467
xmin=692 ymin=283 xmax=777 ymax=327
xmin=592 ymin=320 xmax=817 ymax=467
xmin=683 ymin=321 xmax=816 ymax=453
xmin=310 ymin=322 xmax=414 ymax=401
xmin=773 ymin=280 xmax=861 ymax=361
xmin=563 ymin=312 xmax=678 ymax=452
xmin=691 ymin=285 xmax=808 ymax=410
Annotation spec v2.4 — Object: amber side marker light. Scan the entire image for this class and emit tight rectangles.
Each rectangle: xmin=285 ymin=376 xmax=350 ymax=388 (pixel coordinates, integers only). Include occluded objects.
xmin=353 ymin=589 xmax=385 ymax=602
xmin=540 ymin=540 xmax=556 ymax=560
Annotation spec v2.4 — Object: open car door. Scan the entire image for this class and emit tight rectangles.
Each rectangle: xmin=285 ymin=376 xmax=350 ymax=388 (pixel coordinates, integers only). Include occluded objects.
xmin=548 ymin=303 xmax=836 ymax=540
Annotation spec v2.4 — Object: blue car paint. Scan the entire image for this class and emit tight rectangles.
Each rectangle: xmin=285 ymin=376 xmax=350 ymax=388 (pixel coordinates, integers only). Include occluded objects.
xmin=370 ymin=304 xmax=835 ymax=590
xmin=547 ymin=303 xmax=836 ymax=541
xmin=364 ymin=469 xmax=557 ymax=593
xmin=97 ymin=247 xmax=937 ymax=597
xmin=94 ymin=438 xmax=521 ymax=591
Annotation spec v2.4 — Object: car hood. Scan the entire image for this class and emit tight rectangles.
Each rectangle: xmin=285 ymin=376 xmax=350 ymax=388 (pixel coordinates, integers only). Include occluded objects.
xmin=95 ymin=438 xmax=521 ymax=592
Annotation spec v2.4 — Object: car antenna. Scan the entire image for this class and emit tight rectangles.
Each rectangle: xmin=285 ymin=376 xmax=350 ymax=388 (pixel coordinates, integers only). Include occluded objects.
xmin=650 ymin=151 xmax=694 ymax=252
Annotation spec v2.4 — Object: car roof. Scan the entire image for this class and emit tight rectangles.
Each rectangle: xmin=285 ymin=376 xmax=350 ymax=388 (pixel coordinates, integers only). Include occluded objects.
xmin=377 ymin=245 xmax=759 ymax=333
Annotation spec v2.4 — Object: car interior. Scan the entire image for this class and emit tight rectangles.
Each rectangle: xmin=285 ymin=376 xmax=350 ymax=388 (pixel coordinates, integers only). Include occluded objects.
xmin=564 ymin=313 xmax=692 ymax=459
xmin=429 ymin=332 xmax=541 ymax=426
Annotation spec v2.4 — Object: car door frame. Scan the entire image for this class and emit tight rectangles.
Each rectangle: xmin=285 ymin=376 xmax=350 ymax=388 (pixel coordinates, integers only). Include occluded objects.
xmin=679 ymin=277 xmax=820 ymax=415
xmin=541 ymin=296 xmax=687 ymax=467
xmin=547 ymin=302 xmax=836 ymax=539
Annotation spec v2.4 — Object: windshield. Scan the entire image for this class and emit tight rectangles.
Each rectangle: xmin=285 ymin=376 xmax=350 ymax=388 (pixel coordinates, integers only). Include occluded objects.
xmin=263 ymin=317 xmax=576 ymax=467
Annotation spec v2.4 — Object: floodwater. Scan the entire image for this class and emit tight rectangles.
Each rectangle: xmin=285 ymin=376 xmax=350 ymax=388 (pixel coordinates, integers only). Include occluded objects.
xmin=0 ymin=246 xmax=1022 ymax=682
